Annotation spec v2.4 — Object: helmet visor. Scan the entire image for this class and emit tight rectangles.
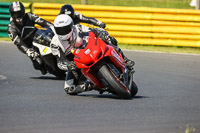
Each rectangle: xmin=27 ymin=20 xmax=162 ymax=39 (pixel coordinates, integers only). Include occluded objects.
xmin=11 ymin=11 xmax=24 ymax=19
xmin=55 ymin=25 xmax=72 ymax=35
xmin=58 ymin=30 xmax=73 ymax=41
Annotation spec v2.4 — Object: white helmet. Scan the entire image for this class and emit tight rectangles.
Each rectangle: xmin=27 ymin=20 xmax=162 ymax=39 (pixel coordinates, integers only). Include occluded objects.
xmin=54 ymin=14 xmax=74 ymax=41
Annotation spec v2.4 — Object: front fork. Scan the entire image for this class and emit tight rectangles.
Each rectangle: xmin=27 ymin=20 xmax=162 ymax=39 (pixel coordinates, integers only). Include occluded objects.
xmin=124 ymin=66 xmax=135 ymax=91
xmin=128 ymin=68 xmax=135 ymax=91
xmin=107 ymin=64 xmax=134 ymax=91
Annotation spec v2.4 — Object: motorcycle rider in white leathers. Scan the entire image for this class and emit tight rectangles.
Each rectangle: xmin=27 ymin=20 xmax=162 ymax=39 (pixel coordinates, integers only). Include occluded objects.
xmin=50 ymin=14 xmax=134 ymax=95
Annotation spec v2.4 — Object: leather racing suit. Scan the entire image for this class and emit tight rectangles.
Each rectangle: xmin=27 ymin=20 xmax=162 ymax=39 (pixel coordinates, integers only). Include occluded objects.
xmin=50 ymin=24 xmax=127 ymax=95
xmin=72 ymin=11 xmax=106 ymax=28
xmin=7 ymin=12 xmax=53 ymax=74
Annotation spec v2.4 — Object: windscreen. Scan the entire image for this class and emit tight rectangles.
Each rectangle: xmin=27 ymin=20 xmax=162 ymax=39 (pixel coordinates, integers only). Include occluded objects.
xmin=33 ymin=28 xmax=55 ymax=47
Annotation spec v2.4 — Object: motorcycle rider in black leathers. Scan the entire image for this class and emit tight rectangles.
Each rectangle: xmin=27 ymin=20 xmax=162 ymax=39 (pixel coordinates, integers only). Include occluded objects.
xmin=7 ymin=1 xmax=53 ymax=75
xmin=59 ymin=4 xmax=134 ymax=69
xmin=51 ymin=14 xmax=135 ymax=95
xmin=60 ymin=4 xmax=106 ymax=29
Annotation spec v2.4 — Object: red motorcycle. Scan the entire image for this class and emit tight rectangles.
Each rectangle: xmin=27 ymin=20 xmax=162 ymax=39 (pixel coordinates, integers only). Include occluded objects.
xmin=71 ymin=32 xmax=138 ymax=99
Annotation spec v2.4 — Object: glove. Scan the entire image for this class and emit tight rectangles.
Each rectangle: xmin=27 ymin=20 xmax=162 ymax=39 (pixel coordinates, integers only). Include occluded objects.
xmin=98 ymin=31 xmax=109 ymax=42
xmin=67 ymin=61 xmax=77 ymax=71
xmin=58 ymin=61 xmax=77 ymax=71
xmin=26 ymin=48 xmax=39 ymax=59
xmin=110 ymin=36 xmax=118 ymax=46
xmin=99 ymin=23 xmax=106 ymax=28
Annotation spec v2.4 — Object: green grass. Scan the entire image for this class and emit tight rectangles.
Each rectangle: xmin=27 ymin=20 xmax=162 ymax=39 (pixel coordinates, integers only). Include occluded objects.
xmin=0 ymin=0 xmax=194 ymax=9
xmin=119 ymin=44 xmax=200 ymax=54
xmin=1 ymin=0 xmax=198 ymax=54
xmin=0 ymin=37 xmax=11 ymax=41
xmin=1 ymin=37 xmax=200 ymax=54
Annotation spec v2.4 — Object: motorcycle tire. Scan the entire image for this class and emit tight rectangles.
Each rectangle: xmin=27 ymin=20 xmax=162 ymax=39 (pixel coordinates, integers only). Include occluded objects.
xmin=98 ymin=65 xmax=132 ymax=99
xmin=54 ymin=72 xmax=66 ymax=79
xmin=46 ymin=66 xmax=66 ymax=79
xmin=130 ymin=80 xmax=138 ymax=97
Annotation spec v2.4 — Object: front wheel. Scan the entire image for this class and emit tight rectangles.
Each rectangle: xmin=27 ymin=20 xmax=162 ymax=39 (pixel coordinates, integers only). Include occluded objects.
xmin=130 ymin=81 xmax=138 ymax=97
xmin=98 ymin=65 xmax=132 ymax=99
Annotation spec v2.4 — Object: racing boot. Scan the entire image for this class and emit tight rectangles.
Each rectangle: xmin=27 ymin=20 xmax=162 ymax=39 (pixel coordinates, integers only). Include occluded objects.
xmin=64 ymin=70 xmax=94 ymax=95
xmin=32 ymin=57 xmax=47 ymax=75
xmin=124 ymin=56 xmax=135 ymax=70
xmin=36 ymin=58 xmax=47 ymax=75
xmin=117 ymin=47 xmax=135 ymax=70
xmin=40 ymin=67 xmax=47 ymax=75
xmin=108 ymin=42 xmax=135 ymax=69
xmin=109 ymin=36 xmax=118 ymax=46
xmin=64 ymin=80 xmax=95 ymax=95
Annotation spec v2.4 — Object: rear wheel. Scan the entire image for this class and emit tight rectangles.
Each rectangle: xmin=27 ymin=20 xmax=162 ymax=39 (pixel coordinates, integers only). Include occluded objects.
xmin=98 ymin=65 xmax=131 ymax=99
xmin=54 ymin=72 xmax=66 ymax=79
xmin=47 ymin=67 xmax=66 ymax=79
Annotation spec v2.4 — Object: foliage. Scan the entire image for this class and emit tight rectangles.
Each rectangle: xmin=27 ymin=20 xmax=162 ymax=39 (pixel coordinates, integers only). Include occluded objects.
xmin=0 ymin=0 xmax=194 ymax=9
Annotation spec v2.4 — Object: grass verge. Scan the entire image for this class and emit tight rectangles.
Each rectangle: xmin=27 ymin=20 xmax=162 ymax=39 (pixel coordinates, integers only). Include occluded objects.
xmin=1 ymin=0 xmax=194 ymax=9
xmin=118 ymin=44 xmax=200 ymax=55
xmin=1 ymin=37 xmax=200 ymax=55
xmin=0 ymin=37 xmax=11 ymax=41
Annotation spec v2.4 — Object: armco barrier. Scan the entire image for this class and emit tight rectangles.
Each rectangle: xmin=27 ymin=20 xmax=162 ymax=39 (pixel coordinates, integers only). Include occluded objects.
xmin=0 ymin=2 xmax=30 ymax=37
xmin=0 ymin=2 xmax=10 ymax=37
xmin=2 ymin=2 xmax=200 ymax=47
xmin=32 ymin=3 xmax=200 ymax=47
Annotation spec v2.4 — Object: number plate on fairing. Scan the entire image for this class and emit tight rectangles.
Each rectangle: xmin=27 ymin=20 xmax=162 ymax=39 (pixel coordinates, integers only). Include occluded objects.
xmin=33 ymin=42 xmax=52 ymax=56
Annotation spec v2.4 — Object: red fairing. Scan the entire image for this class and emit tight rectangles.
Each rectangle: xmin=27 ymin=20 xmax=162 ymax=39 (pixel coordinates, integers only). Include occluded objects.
xmin=72 ymin=32 xmax=125 ymax=88
xmin=104 ymin=45 xmax=125 ymax=72
xmin=81 ymin=68 xmax=105 ymax=88
xmin=72 ymin=32 xmax=106 ymax=69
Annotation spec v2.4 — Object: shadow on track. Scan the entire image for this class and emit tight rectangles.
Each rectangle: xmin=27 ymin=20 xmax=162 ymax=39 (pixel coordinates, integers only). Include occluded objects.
xmin=73 ymin=93 xmax=149 ymax=100
xmin=30 ymin=76 xmax=65 ymax=80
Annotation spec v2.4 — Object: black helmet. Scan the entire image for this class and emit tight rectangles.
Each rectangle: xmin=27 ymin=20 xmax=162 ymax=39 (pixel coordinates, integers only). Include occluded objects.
xmin=60 ymin=4 xmax=75 ymax=19
xmin=9 ymin=1 xmax=25 ymax=24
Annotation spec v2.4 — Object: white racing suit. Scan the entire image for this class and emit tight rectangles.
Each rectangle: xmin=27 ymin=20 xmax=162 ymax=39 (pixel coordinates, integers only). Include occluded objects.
xmin=50 ymin=24 xmax=134 ymax=95
xmin=50 ymin=24 xmax=94 ymax=95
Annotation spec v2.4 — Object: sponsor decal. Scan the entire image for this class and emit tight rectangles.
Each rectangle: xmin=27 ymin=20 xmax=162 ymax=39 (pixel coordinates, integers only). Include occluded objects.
xmin=74 ymin=56 xmax=80 ymax=59
xmin=76 ymin=49 xmax=80 ymax=54
xmin=85 ymin=49 xmax=91 ymax=55
xmin=43 ymin=47 xmax=48 ymax=53
xmin=59 ymin=21 xmax=64 ymax=24
xmin=71 ymin=48 xmax=75 ymax=53
xmin=65 ymin=9 xmax=72 ymax=15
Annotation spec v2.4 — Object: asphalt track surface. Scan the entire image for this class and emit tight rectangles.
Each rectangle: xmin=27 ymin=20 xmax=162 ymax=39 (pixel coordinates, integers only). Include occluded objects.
xmin=0 ymin=41 xmax=200 ymax=133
